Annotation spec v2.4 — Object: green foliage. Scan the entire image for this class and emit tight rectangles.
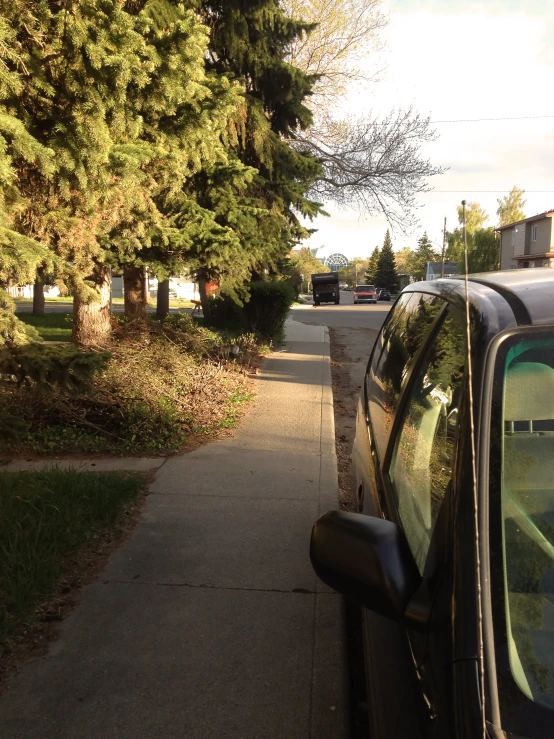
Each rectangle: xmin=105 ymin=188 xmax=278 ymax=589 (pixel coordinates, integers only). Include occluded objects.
xmin=209 ymin=279 xmax=295 ymax=341
xmin=446 ymin=200 xmax=499 ymax=273
xmin=242 ymin=280 xmax=295 ymax=341
xmin=15 ymin=311 xmax=72 ymax=342
xmin=375 ymin=229 xmax=399 ymax=292
xmin=289 ymin=247 xmax=329 ymax=291
xmin=365 ymin=246 xmax=380 ymax=284
xmin=0 ymin=288 xmax=39 ymax=347
xmin=0 ymin=469 xmax=144 ymax=646
xmin=0 ymin=344 xmax=110 ymax=392
xmin=394 ymin=246 xmax=416 ymax=275
xmin=497 ymin=186 xmax=526 ymax=227
xmin=338 ymin=257 xmax=368 ymax=287
xmin=412 ymin=232 xmax=438 ymax=281
xmin=456 ymin=202 xmax=488 ymax=233
xmin=181 ymin=1 xmax=324 ymax=292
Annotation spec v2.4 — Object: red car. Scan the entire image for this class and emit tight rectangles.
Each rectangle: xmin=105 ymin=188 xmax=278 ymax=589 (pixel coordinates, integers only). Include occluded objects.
xmin=353 ymin=284 xmax=377 ymax=304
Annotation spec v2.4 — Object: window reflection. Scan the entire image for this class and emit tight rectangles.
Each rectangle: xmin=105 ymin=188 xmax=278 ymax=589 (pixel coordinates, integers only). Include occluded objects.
xmin=368 ymin=293 xmax=444 ymax=462
xmin=389 ymin=312 xmax=465 ymax=573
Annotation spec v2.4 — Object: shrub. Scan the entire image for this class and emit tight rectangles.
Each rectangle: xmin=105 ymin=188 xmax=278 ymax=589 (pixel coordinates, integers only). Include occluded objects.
xmin=208 ymin=280 xmax=294 ymax=341
xmin=242 ymin=280 xmax=295 ymax=341
xmin=0 ymin=317 xmax=255 ymax=456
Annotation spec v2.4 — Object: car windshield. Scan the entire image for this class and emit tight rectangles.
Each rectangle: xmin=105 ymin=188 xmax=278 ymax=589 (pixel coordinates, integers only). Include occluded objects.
xmin=500 ymin=333 xmax=554 ymax=710
xmin=356 ymin=285 xmax=374 ymax=292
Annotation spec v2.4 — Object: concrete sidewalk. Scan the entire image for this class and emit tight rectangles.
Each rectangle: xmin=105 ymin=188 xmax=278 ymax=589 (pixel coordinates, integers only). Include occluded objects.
xmin=0 ymin=319 xmax=348 ymax=739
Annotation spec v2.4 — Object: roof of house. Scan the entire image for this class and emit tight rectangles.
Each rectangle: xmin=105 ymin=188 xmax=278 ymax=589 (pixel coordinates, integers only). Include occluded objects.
xmin=426 ymin=261 xmax=459 ymax=275
xmin=496 ymin=209 xmax=554 ymax=231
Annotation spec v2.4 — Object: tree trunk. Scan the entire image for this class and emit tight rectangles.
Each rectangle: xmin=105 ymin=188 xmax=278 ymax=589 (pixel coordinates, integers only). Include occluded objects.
xmin=156 ymin=279 xmax=170 ymax=320
xmin=198 ymin=274 xmax=212 ymax=322
xmin=73 ymin=265 xmax=112 ymax=347
xmin=33 ymin=267 xmax=45 ymax=316
xmin=124 ymin=265 xmax=147 ymax=319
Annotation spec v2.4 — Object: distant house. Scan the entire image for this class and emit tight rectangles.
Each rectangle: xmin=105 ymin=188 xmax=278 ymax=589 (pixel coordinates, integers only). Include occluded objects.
xmin=497 ymin=210 xmax=554 ymax=270
xmin=426 ymin=261 xmax=459 ymax=280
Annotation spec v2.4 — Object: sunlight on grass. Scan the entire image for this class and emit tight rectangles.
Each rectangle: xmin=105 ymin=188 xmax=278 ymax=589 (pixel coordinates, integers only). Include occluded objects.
xmin=16 ymin=312 xmax=72 ymax=342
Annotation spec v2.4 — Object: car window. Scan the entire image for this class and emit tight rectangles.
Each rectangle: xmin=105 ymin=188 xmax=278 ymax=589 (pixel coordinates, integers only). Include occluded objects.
xmin=388 ymin=310 xmax=466 ymax=573
xmin=356 ymin=286 xmax=375 ymax=292
xmin=501 ymin=336 xmax=554 ymax=710
xmin=367 ymin=292 xmax=444 ymax=462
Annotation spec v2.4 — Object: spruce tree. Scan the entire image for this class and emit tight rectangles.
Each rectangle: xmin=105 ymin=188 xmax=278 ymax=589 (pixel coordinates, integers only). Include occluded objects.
xmin=375 ymin=230 xmax=399 ymax=292
xmin=186 ymin=1 xmax=324 ymax=312
xmin=412 ymin=232 xmax=438 ymax=281
xmin=365 ymin=246 xmax=380 ymax=284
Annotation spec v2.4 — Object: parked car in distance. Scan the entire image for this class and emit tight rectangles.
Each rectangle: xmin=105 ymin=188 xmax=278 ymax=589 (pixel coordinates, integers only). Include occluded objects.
xmin=353 ymin=284 xmax=377 ymax=304
xmin=376 ymin=287 xmax=391 ymax=301
xmin=310 ymin=269 xmax=554 ymax=739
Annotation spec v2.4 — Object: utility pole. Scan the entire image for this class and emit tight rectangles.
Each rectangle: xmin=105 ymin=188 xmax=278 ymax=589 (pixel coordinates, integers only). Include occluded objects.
xmin=441 ymin=217 xmax=447 ymax=278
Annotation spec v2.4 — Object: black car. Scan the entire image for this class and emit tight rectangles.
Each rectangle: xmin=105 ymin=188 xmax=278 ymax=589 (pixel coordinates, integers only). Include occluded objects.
xmin=376 ymin=288 xmax=391 ymax=301
xmin=311 ymin=270 xmax=554 ymax=739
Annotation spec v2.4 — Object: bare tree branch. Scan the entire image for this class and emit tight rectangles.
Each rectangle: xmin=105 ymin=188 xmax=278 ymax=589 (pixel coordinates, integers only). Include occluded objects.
xmin=293 ymin=109 xmax=445 ymax=230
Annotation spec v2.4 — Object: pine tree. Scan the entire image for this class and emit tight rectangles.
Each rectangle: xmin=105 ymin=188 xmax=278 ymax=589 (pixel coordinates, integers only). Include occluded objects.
xmin=365 ymin=246 xmax=380 ymax=284
xmin=412 ymin=232 xmax=438 ymax=281
xmin=375 ymin=230 xmax=399 ymax=292
xmin=186 ymin=1 xmax=324 ymax=314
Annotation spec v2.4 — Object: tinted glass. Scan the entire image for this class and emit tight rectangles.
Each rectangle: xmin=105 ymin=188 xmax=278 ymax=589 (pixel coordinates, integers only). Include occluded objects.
xmin=389 ymin=311 xmax=466 ymax=573
xmin=501 ymin=336 xmax=554 ymax=710
xmin=356 ymin=286 xmax=375 ymax=292
xmin=367 ymin=292 xmax=444 ymax=462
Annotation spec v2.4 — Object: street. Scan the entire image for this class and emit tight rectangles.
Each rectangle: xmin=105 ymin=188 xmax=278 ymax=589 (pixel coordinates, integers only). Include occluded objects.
xmin=291 ymin=291 xmax=392 ymax=330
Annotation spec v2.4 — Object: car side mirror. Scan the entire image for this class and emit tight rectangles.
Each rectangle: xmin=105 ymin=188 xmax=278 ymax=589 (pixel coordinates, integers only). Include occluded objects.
xmin=310 ymin=511 xmax=422 ymax=623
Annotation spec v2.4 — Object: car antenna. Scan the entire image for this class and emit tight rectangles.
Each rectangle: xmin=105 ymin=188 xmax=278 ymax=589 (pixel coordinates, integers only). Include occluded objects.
xmin=462 ymin=200 xmax=486 ymax=737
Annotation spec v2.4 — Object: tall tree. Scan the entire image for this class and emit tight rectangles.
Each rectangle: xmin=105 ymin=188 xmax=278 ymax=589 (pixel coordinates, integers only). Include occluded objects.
xmin=365 ymin=246 xmax=380 ymax=284
xmin=412 ymin=232 xmax=438 ymax=281
xmin=185 ymin=0 xmax=323 ymax=316
xmin=457 ymin=201 xmax=488 ymax=234
xmin=446 ymin=201 xmax=498 ymax=273
xmin=394 ymin=246 xmax=415 ymax=275
xmin=497 ymin=186 xmax=526 ymax=227
xmin=375 ymin=229 xmax=399 ymax=292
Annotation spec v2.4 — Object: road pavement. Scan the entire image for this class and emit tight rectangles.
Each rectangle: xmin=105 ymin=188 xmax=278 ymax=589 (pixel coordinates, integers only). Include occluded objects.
xmin=0 ymin=319 xmax=348 ymax=739
xmin=291 ymin=290 xmax=391 ymax=330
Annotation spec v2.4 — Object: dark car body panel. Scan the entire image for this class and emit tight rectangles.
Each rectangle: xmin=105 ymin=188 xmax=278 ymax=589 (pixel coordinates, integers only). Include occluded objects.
xmin=347 ymin=269 xmax=554 ymax=739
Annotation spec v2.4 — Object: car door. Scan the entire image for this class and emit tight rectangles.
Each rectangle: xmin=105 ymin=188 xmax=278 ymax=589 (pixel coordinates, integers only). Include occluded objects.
xmin=358 ymin=296 xmax=467 ymax=738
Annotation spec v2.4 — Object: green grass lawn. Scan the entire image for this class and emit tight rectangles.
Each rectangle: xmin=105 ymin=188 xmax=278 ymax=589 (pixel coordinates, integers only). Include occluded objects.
xmin=0 ymin=469 xmax=145 ymax=648
xmin=16 ymin=312 xmax=73 ymax=342
xmin=14 ymin=298 xmax=195 ymax=309
xmin=13 ymin=297 xmax=72 ymax=304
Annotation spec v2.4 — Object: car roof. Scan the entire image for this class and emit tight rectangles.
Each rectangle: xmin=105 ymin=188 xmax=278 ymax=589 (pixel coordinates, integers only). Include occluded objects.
xmin=403 ymin=268 xmax=554 ymax=330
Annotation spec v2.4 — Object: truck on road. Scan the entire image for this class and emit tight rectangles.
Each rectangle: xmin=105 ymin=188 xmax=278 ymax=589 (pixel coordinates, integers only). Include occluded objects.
xmin=311 ymin=272 xmax=340 ymax=306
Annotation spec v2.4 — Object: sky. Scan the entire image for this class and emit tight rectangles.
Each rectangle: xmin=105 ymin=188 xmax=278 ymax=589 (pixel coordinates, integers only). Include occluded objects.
xmin=301 ymin=0 xmax=554 ymax=262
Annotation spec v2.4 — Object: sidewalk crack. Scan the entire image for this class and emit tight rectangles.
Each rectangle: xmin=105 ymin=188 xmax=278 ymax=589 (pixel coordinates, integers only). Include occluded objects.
xmin=102 ymin=579 xmax=326 ymax=595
